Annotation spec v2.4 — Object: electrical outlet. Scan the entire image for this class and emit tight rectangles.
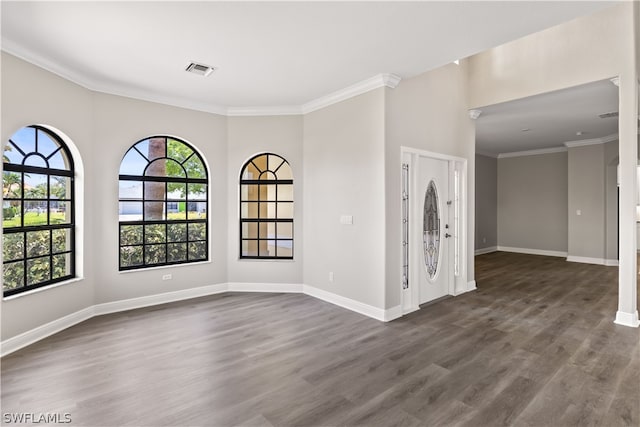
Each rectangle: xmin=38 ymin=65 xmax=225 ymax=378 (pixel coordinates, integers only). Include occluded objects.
xmin=162 ymin=274 xmax=172 ymax=281
xmin=329 ymin=272 xmax=334 ymax=283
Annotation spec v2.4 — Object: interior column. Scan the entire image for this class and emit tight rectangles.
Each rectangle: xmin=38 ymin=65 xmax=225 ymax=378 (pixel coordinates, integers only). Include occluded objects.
xmin=615 ymin=67 xmax=639 ymax=327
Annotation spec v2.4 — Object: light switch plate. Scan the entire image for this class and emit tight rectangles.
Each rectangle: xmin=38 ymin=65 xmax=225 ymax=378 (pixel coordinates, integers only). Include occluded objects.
xmin=340 ymin=215 xmax=353 ymax=225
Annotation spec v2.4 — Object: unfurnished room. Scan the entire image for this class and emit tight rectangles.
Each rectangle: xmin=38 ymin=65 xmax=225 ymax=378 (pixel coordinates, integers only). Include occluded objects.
xmin=1 ymin=1 xmax=639 ymax=426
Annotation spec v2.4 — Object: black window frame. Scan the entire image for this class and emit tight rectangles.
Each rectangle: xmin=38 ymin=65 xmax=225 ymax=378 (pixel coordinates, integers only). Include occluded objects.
xmin=2 ymin=125 xmax=76 ymax=297
xmin=118 ymin=136 xmax=208 ymax=271
xmin=239 ymin=153 xmax=294 ymax=260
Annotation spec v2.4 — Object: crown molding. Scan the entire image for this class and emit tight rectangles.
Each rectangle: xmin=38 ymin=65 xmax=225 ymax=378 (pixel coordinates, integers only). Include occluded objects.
xmin=2 ymin=40 xmax=230 ymax=116
xmin=92 ymin=86 xmax=229 ymax=116
xmin=469 ymin=109 xmax=482 ymax=120
xmin=498 ymin=132 xmax=622 ymax=159
xmin=3 ymin=37 xmax=93 ymax=92
xmin=563 ymin=133 xmax=619 ymax=148
xmin=601 ymin=133 xmax=620 ymax=143
xmin=301 ymin=73 xmax=402 ymax=114
xmin=228 ymin=74 xmax=401 ymax=116
xmin=498 ymin=146 xmax=567 ymax=159
xmin=3 ymin=43 xmax=401 ymax=117
xmin=227 ymin=105 xmax=303 ymax=117
xmin=475 ymin=149 xmax=498 ymax=158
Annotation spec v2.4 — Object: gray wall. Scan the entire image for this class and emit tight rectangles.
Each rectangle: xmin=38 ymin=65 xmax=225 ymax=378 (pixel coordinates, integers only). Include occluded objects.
xmin=303 ymin=89 xmax=386 ymax=309
xmin=567 ymin=144 xmax=606 ymax=259
xmin=227 ymin=116 xmax=304 ymax=285
xmin=468 ymin=3 xmax=631 ymax=108
xmin=1 ymin=52 xmax=96 ymax=339
xmin=475 ymin=154 xmax=497 ymax=250
xmin=386 ymin=62 xmax=476 ymax=305
xmin=92 ymin=93 xmax=229 ymax=304
xmin=495 ymin=142 xmax=619 ymax=262
xmin=497 ymin=152 xmax=568 ymax=253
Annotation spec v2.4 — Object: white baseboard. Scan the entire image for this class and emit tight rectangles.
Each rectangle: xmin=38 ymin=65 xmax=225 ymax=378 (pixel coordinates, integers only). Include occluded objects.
xmin=454 ymin=280 xmax=477 ymax=296
xmin=1 ymin=306 xmax=94 ymax=357
xmin=475 ymin=246 xmax=497 ymax=256
xmin=230 ymin=283 xmax=400 ymax=321
xmin=566 ymin=256 xmax=619 ymax=266
xmin=228 ymin=282 xmax=303 ymax=293
xmin=94 ymin=283 xmax=228 ymax=316
xmin=303 ymin=285 xmax=387 ymax=321
xmin=497 ymin=246 xmax=567 ymax=258
xmin=401 ymin=305 xmax=421 ymax=316
xmin=467 ymin=280 xmax=477 ymax=292
xmin=2 ymin=282 xmax=400 ymax=357
xmin=614 ymin=310 xmax=640 ymax=328
xmin=383 ymin=305 xmax=404 ymax=322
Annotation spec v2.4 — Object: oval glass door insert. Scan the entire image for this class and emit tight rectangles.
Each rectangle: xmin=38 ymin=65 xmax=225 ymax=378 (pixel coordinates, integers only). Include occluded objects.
xmin=423 ymin=180 xmax=440 ymax=278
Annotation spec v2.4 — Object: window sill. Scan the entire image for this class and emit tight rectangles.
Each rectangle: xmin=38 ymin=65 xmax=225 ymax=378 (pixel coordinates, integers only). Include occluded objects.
xmin=118 ymin=259 xmax=212 ymax=274
xmin=237 ymin=258 xmax=295 ymax=262
xmin=3 ymin=277 xmax=85 ymax=301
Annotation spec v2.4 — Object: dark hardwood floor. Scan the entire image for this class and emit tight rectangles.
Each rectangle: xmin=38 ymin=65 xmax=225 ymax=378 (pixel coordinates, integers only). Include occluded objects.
xmin=1 ymin=252 xmax=639 ymax=426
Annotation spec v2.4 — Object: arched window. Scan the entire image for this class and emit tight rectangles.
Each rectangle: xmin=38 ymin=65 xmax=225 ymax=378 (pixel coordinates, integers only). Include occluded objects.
xmin=119 ymin=136 xmax=208 ymax=270
xmin=2 ymin=125 xmax=75 ymax=296
xmin=239 ymin=153 xmax=293 ymax=259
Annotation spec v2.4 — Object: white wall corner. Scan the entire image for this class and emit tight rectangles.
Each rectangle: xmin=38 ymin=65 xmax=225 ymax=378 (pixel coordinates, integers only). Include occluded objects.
xmin=614 ymin=310 xmax=640 ymax=327
xmin=1 ymin=306 xmax=95 ymax=357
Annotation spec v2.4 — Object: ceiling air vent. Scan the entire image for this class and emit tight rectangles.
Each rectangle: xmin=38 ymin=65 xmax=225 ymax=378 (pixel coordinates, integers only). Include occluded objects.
xmin=185 ymin=62 xmax=215 ymax=77
xmin=598 ymin=111 xmax=619 ymax=119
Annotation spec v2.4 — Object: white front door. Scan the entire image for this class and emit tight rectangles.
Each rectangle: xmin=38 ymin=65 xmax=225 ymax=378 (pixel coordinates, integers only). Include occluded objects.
xmin=415 ymin=155 xmax=451 ymax=304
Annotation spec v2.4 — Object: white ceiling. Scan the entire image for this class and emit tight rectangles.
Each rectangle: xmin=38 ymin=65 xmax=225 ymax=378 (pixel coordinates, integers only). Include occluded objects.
xmin=1 ymin=1 xmax=616 ymax=115
xmin=475 ymin=79 xmax=620 ymax=157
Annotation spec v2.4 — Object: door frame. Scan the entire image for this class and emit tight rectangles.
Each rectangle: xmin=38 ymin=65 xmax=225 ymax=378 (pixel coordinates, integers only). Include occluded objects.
xmin=401 ymin=147 xmax=469 ymax=315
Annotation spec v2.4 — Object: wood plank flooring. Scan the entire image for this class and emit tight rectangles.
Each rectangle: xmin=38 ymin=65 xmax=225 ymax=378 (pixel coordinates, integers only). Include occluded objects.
xmin=1 ymin=252 xmax=639 ymax=426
